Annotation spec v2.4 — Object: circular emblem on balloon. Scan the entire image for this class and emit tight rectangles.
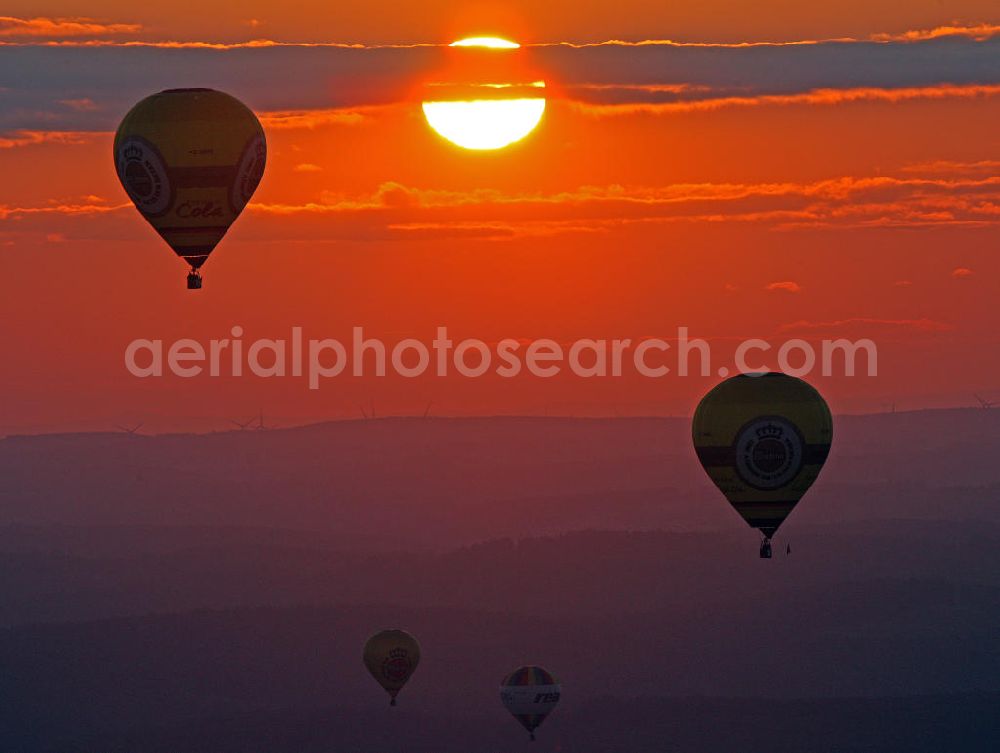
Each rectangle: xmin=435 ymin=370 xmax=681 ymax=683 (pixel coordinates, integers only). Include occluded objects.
xmin=734 ymin=416 xmax=805 ymax=490
xmin=116 ymin=136 xmax=171 ymax=217
xmin=381 ymin=648 xmax=413 ymax=682
xmin=230 ymin=134 xmax=266 ymax=214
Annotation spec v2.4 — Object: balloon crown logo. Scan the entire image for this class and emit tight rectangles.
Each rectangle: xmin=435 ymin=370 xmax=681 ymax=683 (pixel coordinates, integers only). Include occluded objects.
xmin=754 ymin=422 xmax=784 ymax=439
xmin=382 ymin=649 xmax=412 ymax=681
xmin=123 ymin=144 xmax=144 ymax=162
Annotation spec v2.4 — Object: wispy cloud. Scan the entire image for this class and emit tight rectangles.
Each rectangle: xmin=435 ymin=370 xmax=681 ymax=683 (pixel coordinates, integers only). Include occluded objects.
xmin=0 ymin=129 xmax=101 ymax=148
xmin=5 ymin=171 xmax=998 ymax=242
xmin=1 ymin=24 xmax=996 ymax=132
xmin=0 ymin=38 xmax=433 ymax=49
xmin=0 ymin=200 xmax=127 ymax=220
xmin=274 ymin=175 xmax=1000 ymax=208
xmin=0 ymin=15 xmax=995 ymax=47
xmin=900 ymin=159 xmax=1000 ymax=176
xmin=571 ymin=83 xmax=1000 ymax=116
xmin=871 ymin=23 xmax=1000 ymax=43
xmin=0 ymin=17 xmax=140 ymax=39
xmin=1 ymin=22 xmax=995 ymax=49
xmin=258 ymin=107 xmax=377 ymax=129
xmin=542 ymin=23 xmax=1000 ymax=48
xmin=547 ymin=38 xmax=840 ymax=49
xmin=242 ymin=173 xmax=1000 ymax=240
xmin=58 ymin=98 xmax=100 ymax=112
xmin=766 ymin=281 xmax=802 ymax=294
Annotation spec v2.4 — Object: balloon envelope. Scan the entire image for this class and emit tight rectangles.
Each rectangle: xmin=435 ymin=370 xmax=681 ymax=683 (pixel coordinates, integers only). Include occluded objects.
xmin=114 ymin=88 xmax=266 ymax=275
xmin=363 ymin=629 xmax=420 ymax=705
xmin=501 ymin=665 xmax=561 ymax=739
xmin=692 ymin=372 xmax=832 ymax=538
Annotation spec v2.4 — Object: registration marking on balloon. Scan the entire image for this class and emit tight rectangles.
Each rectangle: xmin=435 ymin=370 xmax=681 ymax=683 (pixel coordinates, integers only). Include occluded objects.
xmin=734 ymin=416 xmax=805 ymax=490
xmin=500 ymin=684 xmax=562 ymax=715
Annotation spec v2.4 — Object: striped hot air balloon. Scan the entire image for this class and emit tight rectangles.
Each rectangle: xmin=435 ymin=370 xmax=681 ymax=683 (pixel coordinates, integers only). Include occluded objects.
xmin=692 ymin=372 xmax=833 ymax=558
xmin=114 ymin=88 xmax=266 ymax=289
xmin=500 ymin=665 xmax=561 ymax=741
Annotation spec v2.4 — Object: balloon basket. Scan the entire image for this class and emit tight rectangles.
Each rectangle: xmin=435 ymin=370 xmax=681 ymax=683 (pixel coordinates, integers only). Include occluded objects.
xmin=187 ymin=271 xmax=203 ymax=290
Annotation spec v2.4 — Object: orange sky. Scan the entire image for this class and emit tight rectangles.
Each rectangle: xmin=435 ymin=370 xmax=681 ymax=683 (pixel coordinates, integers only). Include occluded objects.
xmin=0 ymin=8 xmax=999 ymax=432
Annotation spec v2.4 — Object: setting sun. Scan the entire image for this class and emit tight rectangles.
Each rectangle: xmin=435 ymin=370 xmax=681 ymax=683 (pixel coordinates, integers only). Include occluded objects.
xmin=449 ymin=36 xmax=520 ymax=48
xmin=422 ymin=95 xmax=546 ymax=150
xmin=422 ymin=36 xmax=546 ymax=150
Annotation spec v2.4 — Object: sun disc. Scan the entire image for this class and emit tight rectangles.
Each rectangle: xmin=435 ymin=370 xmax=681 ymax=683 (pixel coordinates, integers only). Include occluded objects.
xmin=450 ymin=36 xmax=520 ymax=49
xmin=421 ymin=98 xmax=546 ymax=150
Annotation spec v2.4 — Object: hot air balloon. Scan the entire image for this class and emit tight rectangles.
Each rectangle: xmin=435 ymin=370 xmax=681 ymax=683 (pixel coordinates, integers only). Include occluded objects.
xmin=363 ymin=629 xmax=420 ymax=706
xmin=500 ymin=665 xmax=561 ymax=741
xmin=692 ymin=372 xmax=832 ymax=558
xmin=114 ymin=88 xmax=266 ymax=289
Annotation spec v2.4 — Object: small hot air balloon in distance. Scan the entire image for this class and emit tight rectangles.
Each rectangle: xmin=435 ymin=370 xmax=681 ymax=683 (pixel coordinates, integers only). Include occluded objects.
xmin=114 ymin=88 xmax=266 ymax=289
xmin=500 ymin=665 xmax=561 ymax=742
xmin=692 ymin=372 xmax=832 ymax=558
xmin=363 ymin=629 xmax=420 ymax=706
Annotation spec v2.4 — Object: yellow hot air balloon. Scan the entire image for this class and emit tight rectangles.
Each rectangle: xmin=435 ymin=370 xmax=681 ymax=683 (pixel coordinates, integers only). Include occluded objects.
xmin=114 ymin=88 xmax=266 ymax=289
xmin=692 ymin=372 xmax=833 ymax=558
xmin=363 ymin=629 xmax=420 ymax=706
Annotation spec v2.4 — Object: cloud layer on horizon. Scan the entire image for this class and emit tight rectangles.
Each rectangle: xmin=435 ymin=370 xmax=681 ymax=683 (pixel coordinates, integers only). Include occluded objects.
xmin=3 ymin=172 xmax=997 ymax=247
xmin=0 ymin=28 xmax=997 ymax=131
